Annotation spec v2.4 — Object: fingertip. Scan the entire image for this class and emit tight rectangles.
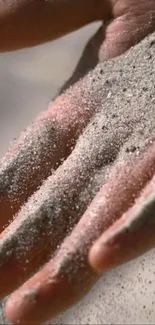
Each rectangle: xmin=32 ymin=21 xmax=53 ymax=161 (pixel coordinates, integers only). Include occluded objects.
xmin=5 ymin=288 xmax=41 ymax=325
xmin=5 ymin=266 xmax=74 ymax=325
xmin=88 ymin=242 xmax=111 ymax=272
xmin=5 ymin=296 xmax=23 ymax=325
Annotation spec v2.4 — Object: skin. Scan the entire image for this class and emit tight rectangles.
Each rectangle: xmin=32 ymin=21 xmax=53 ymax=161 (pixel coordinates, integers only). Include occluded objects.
xmin=0 ymin=0 xmax=154 ymax=324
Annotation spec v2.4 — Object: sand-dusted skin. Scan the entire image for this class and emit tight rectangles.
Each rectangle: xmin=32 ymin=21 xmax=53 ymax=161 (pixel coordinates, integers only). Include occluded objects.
xmin=0 ymin=32 xmax=154 ymax=324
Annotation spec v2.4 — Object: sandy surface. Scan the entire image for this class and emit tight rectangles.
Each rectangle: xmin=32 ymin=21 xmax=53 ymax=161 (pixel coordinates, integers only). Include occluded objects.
xmin=0 ymin=22 xmax=155 ymax=324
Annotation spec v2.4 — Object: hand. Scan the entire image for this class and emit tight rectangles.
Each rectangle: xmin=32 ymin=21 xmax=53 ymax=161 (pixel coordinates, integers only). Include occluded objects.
xmin=0 ymin=1 xmax=155 ymax=324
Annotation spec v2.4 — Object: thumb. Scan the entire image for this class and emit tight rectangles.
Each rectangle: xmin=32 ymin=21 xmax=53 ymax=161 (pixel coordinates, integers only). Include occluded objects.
xmin=99 ymin=1 xmax=155 ymax=61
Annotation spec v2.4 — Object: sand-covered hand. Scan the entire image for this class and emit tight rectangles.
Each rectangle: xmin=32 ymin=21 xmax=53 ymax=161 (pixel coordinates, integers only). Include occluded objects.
xmin=0 ymin=0 xmax=154 ymax=324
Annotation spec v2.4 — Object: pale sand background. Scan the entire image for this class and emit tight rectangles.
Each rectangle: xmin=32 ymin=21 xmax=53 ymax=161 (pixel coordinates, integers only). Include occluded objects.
xmin=0 ymin=22 xmax=155 ymax=324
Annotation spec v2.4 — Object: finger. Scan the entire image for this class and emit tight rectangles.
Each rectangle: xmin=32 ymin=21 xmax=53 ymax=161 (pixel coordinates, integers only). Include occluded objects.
xmin=99 ymin=0 xmax=155 ymax=61
xmin=5 ymin=141 xmax=155 ymax=325
xmin=89 ymin=142 xmax=155 ymax=271
xmin=0 ymin=0 xmax=111 ymax=51
xmin=89 ymin=168 xmax=155 ymax=272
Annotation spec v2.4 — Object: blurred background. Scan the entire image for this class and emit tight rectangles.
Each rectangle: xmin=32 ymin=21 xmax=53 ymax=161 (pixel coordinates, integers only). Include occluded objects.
xmin=0 ymin=22 xmax=155 ymax=324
